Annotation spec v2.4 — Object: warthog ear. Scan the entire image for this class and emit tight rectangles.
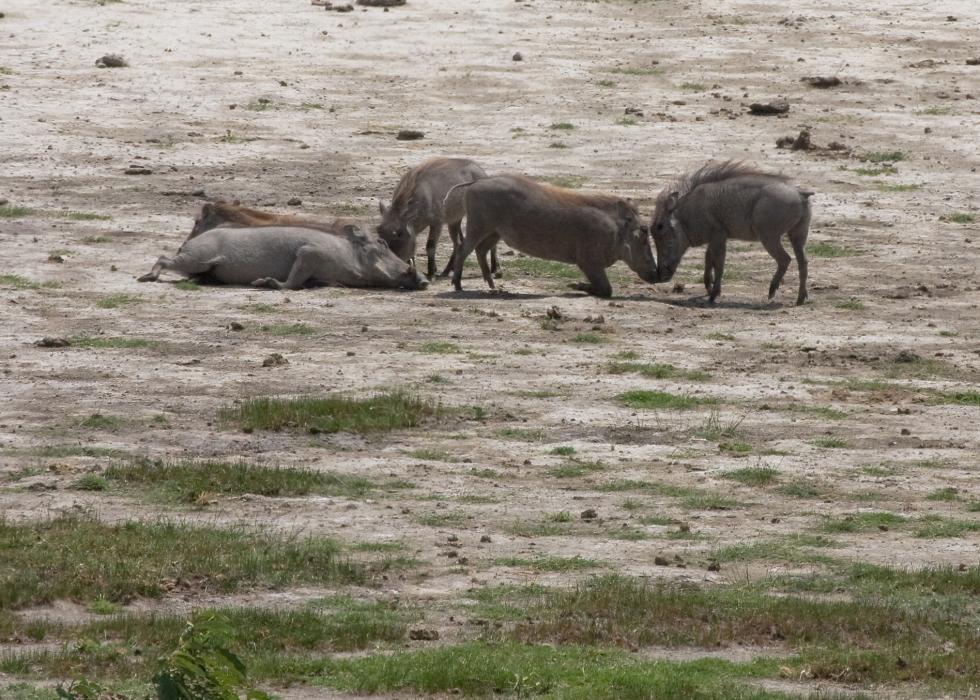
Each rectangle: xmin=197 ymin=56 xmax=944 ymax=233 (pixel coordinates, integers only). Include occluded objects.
xmin=379 ymin=201 xmax=387 ymax=215
xmin=615 ymin=200 xmax=636 ymax=223
xmin=342 ymin=224 xmax=361 ymax=237
xmin=201 ymin=203 xmax=215 ymax=216
xmin=665 ymin=191 xmax=680 ymax=212
xmin=232 ymin=199 xmax=242 ymax=206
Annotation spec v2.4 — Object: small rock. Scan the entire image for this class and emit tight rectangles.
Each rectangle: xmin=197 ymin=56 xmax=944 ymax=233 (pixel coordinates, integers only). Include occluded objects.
xmin=749 ymin=100 xmax=790 ymax=115
xmin=447 ymin=534 xmax=459 ymax=542
xmin=0 ymin=198 xmax=8 ymax=206
xmin=512 ymin=52 xmax=523 ymax=62
xmin=546 ymin=305 xmax=563 ymax=320
xmin=35 ymin=337 xmax=71 ymax=348
xmin=580 ymin=508 xmax=598 ymax=521
xmin=48 ymin=253 xmax=65 ymax=263
xmin=409 ymin=628 xmax=439 ymax=641
xmin=480 ymin=535 xmax=492 ymax=543
xmin=229 ymin=321 xmax=245 ymax=331
xmin=654 ymin=556 xmax=670 ymax=566
xmin=776 ymin=128 xmax=812 ymax=151
xmin=707 ymin=561 xmax=721 ymax=572
xmin=396 ymin=129 xmax=425 ymax=141
xmin=878 ymin=525 xmax=889 ymax=532
xmin=966 ymin=58 xmax=980 ymax=66
xmin=672 ymin=282 xmax=685 ymax=293
xmin=346 ymin=350 xmax=355 ymax=356
xmin=446 ymin=550 xmax=458 ymax=559
xmin=124 ymin=165 xmax=153 ymax=176
xmin=287 ymin=197 xmax=302 ymax=206
xmin=801 ymin=76 xmax=842 ymax=88
xmin=900 ymin=428 xmax=911 ymax=436
xmin=262 ymin=353 xmax=288 ymax=367
xmin=327 ymin=3 xmax=354 ymax=11
xmin=357 ymin=0 xmax=406 ymax=5
xmin=895 ymin=350 xmax=921 ymax=363
xmin=96 ymin=54 xmax=128 ymax=68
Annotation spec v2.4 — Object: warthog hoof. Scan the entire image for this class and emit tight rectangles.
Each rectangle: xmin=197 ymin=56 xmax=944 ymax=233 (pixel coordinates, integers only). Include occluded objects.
xmin=137 ymin=273 xmax=157 ymax=282
xmin=251 ymin=277 xmax=283 ymax=289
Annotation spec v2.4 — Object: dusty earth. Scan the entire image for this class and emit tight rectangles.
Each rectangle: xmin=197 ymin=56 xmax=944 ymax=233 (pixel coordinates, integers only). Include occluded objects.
xmin=0 ymin=0 xmax=979 ymax=697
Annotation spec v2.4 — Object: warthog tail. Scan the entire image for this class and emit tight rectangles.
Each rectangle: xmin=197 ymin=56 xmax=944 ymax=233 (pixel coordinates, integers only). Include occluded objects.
xmin=442 ymin=181 xmax=479 ymax=210
xmin=799 ymin=190 xmax=815 ymax=199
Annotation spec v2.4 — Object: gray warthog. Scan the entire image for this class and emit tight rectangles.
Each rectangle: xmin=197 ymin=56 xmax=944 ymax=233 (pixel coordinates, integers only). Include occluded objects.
xmin=187 ymin=200 xmax=351 ymax=240
xmin=138 ymin=226 xmax=427 ymax=290
xmin=449 ymin=175 xmax=657 ymax=298
xmin=651 ymin=161 xmax=814 ymax=305
xmin=378 ymin=157 xmax=498 ymax=278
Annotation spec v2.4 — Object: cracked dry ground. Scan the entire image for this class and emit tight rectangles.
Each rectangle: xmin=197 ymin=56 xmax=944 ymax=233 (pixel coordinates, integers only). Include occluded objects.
xmin=0 ymin=0 xmax=978 ymax=698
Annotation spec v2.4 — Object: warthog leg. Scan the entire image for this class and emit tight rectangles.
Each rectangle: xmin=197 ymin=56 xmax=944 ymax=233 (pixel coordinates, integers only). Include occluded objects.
xmin=452 ymin=217 xmax=495 ymax=292
xmin=138 ymin=256 xmax=173 ymax=282
xmin=425 ymin=221 xmax=443 ymax=279
xmin=490 ymin=246 xmax=501 ymax=278
xmin=475 ymin=235 xmax=499 ymax=288
xmin=761 ymin=234 xmax=792 ymax=302
xmin=251 ymin=246 xmax=323 ymax=290
xmin=703 ymin=247 xmax=714 ymax=295
xmin=570 ymin=265 xmax=613 ymax=298
xmin=440 ymin=221 xmax=463 ymax=278
xmin=787 ymin=208 xmax=811 ymax=305
xmin=707 ymin=242 xmax=726 ymax=303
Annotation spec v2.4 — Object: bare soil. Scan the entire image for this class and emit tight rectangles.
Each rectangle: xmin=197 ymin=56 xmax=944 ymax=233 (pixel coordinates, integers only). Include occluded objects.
xmin=1 ymin=0 xmax=978 ymax=697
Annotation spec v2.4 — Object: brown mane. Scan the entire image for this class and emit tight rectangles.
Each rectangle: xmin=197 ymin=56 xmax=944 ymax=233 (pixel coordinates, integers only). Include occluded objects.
xmin=198 ymin=200 xmax=350 ymax=234
xmin=510 ymin=175 xmax=627 ymax=210
xmin=656 ymin=160 xmax=789 ymax=207
xmin=390 ymin=159 xmax=448 ymax=210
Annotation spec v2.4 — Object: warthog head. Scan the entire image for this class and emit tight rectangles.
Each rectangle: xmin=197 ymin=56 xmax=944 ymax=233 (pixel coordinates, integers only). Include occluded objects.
xmin=614 ymin=200 xmax=659 ymax=284
xmin=189 ymin=200 xmax=240 ymax=240
xmin=353 ymin=226 xmax=428 ymax=290
xmin=650 ymin=190 xmax=688 ymax=282
xmin=376 ymin=200 xmax=417 ymax=264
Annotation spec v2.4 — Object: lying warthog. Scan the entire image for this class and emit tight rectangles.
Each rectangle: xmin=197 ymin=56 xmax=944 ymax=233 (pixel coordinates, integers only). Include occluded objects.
xmin=449 ymin=175 xmax=657 ymax=298
xmin=378 ymin=157 xmax=498 ymax=278
xmin=188 ymin=200 xmax=351 ymax=240
xmin=651 ymin=161 xmax=814 ymax=305
xmin=139 ymin=226 xmax=427 ymax=290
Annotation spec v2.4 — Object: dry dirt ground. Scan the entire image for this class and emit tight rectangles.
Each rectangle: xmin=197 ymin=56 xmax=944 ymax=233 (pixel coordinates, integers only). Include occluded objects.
xmin=0 ymin=0 xmax=978 ymax=697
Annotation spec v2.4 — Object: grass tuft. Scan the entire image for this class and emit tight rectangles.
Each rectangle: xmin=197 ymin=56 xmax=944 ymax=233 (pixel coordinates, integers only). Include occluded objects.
xmin=617 ymin=390 xmax=716 ymax=410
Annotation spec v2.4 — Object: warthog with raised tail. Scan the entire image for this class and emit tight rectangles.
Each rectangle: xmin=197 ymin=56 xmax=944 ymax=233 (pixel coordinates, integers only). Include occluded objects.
xmin=651 ymin=161 xmax=814 ymax=305
xmin=449 ymin=175 xmax=657 ymax=298
xmin=139 ymin=226 xmax=427 ymax=290
xmin=378 ymin=157 xmax=498 ymax=278
xmin=187 ymin=200 xmax=352 ymax=240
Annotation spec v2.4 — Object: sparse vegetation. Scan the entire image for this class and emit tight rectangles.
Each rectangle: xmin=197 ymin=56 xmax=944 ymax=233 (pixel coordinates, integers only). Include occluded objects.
xmin=721 ymin=466 xmax=778 ymax=487
xmin=608 ymin=361 xmax=710 ymax=381
xmin=617 ymin=390 xmax=716 ymax=410
xmin=96 ymin=293 xmax=140 ymax=309
xmin=0 ymin=206 xmax=34 ymax=218
xmin=66 ymin=211 xmax=112 ymax=221
xmin=806 ymin=242 xmax=860 ymax=258
xmin=945 ymin=212 xmax=976 ymax=224
xmin=420 ymin=341 xmax=462 ymax=354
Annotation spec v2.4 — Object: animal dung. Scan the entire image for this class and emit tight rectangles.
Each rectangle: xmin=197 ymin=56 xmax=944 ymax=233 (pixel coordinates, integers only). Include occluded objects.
xmin=748 ymin=100 xmax=790 ymax=115
xmin=396 ymin=129 xmax=425 ymax=141
xmin=95 ymin=54 xmax=128 ymax=68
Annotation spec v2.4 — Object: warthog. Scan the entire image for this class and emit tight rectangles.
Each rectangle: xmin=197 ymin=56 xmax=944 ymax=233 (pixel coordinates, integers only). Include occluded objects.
xmin=138 ymin=226 xmax=427 ymax=290
xmin=449 ymin=175 xmax=657 ymax=298
xmin=187 ymin=200 xmax=351 ymax=240
xmin=651 ymin=161 xmax=814 ymax=305
xmin=378 ymin=157 xmax=498 ymax=278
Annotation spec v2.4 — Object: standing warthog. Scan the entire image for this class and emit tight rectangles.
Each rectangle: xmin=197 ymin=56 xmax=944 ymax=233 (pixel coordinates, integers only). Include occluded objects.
xmin=651 ymin=161 xmax=814 ymax=305
xmin=378 ymin=157 xmax=498 ymax=278
xmin=449 ymin=175 xmax=657 ymax=298
xmin=138 ymin=226 xmax=428 ymax=290
xmin=187 ymin=200 xmax=352 ymax=240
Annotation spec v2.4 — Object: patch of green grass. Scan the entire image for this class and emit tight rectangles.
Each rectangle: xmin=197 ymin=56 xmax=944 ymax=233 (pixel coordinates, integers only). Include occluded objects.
xmin=615 ymin=116 xmax=638 ymax=126
xmin=0 ymin=206 xmax=34 ymax=219
xmin=835 ymin=298 xmax=864 ymax=310
xmin=95 ymin=293 xmax=140 ymax=309
xmin=691 ymin=410 xmax=743 ymax=441
xmin=863 ymin=150 xmax=906 ymax=163
xmin=945 ymin=212 xmax=975 ymax=224
xmin=777 ymin=480 xmax=824 ymax=498
xmin=222 ymin=390 xmax=439 ymax=435
xmin=681 ymin=492 xmax=740 ymax=511
xmin=705 ymin=332 xmax=736 ymax=341
xmin=79 ymin=413 xmax=121 ymax=430
xmin=913 ymin=517 xmax=980 ymax=539
xmin=0 ymin=515 xmax=361 ymax=609
xmin=414 ymin=511 xmax=468 ymax=527
xmin=548 ymin=141 xmax=569 ymax=149
xmin=66 ymin=211 xmax=112 ymax=221
xmin=917 ymin=105 xmax=953 ymax=115
xmin=609 ymin=66 xmax=664 ymax=76
xmin=679 ymin=82 xmax=707 ymax=92
xmin=102 ymin=460 xmax=374 ymax=502
xmin=811 ymin=437 xmax=848 ymax=449
xmin=611 ymin=350 xmax=639 ymax=360
xmin=617 ymin=390 xmax=716 ymax=410
xmin=457 ymin=494 xmax=500 ymax=505
xmin=495 ymin=555 xmax=599 ymax=573
xmin=0 ymin=274 xmax=59 ymax=290
xmin=548 ymin=122 xmax=575 ymax=131
xmin=549 ymin=459 xmax=605 ymax=479
xmin=174 ymin=279 xmax=202 ymax=291
xmin=81 ymin=235 xmax=111 ymax=244
xmin=503 ymin=520 xmax=572 ymax=538
xmin=926 ymin=487 xmax=960 ymax=502
xmin=72 ymin=474 xmax=109 ymax=492
xmin=789 ymin=405 xmax=848 ymax=420
xmin=301 ymin=102 xmax=324 ymax=110
xmin=550 ymin=446 xmax=576 ymax=456
xmin=70 ymin=336 xmax=154 ymax=349
xmin=541 ymin=175 xmax=587 ymax=189
xmin=594 ymin=79 xmax=616 ymax=87
xmin=420 ymin=341 xmax=461 ymax=354
xmin=820 ymin=511 xmax=906 ymax=534
xmin=933 ymin=390 xmax=980 ymax=406
xmin=720 ymin=467 xmax=778 ymax=487
xmin=260 ymin=323 xmax=315 ymax=336
xmin=719 ymin=441 xmax=752 ymax=455
xmin=468 ymin=468 xmax=501 ymax=479
xmin=711 ymin=537 xmax=838 ymax=565
xmin=608 ymin=361 xmax=710 ymax=381
xmin=853 ymin=165 xmax=897 ymax=177
xmin=510 ymin=257 xmax=581 ymax=279
xmin=426 ymin=373 xmax=450 ymax=384
xmin=965 ymin=501 xmax=980 ymax=513
xmin=571 ymin=332 xmax=606 ymax=344
xmin=875 ymin=182 xmax=921 ymax=192
xmin=805 ymin=242 xmax=860 ymax=258
xmin=88 ymin=598 xmax=122 ymax=615
xmin=495 ymin=427 xmax=545 ymax=441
